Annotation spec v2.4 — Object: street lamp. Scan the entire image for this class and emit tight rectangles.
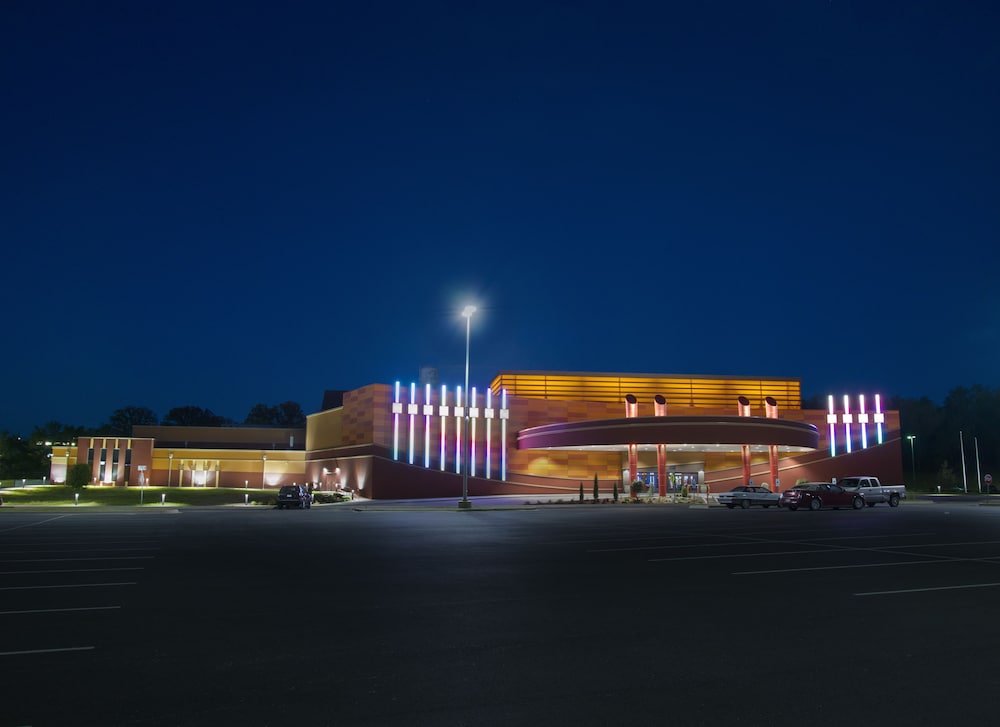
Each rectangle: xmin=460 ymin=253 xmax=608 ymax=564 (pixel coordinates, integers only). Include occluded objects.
xmin=262 ymin=453 xmax=267 ymax=490
xmin=168 ymin=452 xmax=173 ymax=487
xmin=459 ymin=304 xmax=476 ymax=509
xmin=906 ymin=435 xmax=916 ymax=487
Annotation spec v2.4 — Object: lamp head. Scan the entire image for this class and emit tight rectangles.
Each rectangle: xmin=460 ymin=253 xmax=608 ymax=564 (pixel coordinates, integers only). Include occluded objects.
xmin=462 ymin=305 xmax=477 ymax=318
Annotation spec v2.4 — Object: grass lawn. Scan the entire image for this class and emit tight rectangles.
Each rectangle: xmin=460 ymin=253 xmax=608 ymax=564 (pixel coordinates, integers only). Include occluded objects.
xmin=0 ymin=484 xmax=278 ymax=507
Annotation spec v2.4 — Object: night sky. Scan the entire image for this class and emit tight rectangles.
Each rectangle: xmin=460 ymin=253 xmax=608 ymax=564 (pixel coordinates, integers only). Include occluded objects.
xmin=3 ymin=1 xmax=998 ymax=435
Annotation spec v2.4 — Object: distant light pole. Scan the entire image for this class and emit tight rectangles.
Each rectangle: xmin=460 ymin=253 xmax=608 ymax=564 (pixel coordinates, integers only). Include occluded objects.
xmin=262 ymin=453 xmax=267 ymax=489
xmin=906 ymin=435 xmax=916 ymax=487
xmin=459 ymin=304 xmax=476 ymax=509
xmin=168 ymin=452 xmax=174 ymax=487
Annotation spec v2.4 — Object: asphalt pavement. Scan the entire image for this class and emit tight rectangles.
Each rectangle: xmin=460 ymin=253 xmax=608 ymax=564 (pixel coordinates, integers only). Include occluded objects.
xmin=3 ymin=498 xmax=1000 ymax=726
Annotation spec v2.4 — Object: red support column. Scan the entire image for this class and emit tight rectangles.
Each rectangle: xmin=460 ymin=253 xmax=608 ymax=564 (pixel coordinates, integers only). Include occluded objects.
xmin=625 ymin=394 xmax=638 ymax=486
xmin=654 ymin=394 xmax=667 ymax=497
xmin=764 ymin=396 xmax=780 ymax=492
xmin=737 ymin=396 xmax=752 ymax=487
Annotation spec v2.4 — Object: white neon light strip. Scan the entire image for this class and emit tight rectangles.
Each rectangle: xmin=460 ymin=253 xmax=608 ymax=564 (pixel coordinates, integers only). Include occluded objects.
xmin=875 ymin=394 xmax=884 ymax=444
xmin=500 ymin=388 xmax=508 ymax=481
xmin=828 ymin=395 xmax=836 ymax=457
xmin=455 ymin=385 xmax=462 ymax=474
xmin=424 ymin=383 xmax=431 ymax=468
xmin=440 ymin=384 xmax=447 ymax=471
xmin=843 ymin=394 xmax=852 ymax=454
xmin=408 ymin=382 xmax=416 ymax=465
xmin=393 ymin=381 xmax=400 ymax=461
xmin=485 ymin=388 xmax=493 ymax=479
xmin=470 ymin=387 xmax=477 ymax=477
xmin=859 ymin=394 xmax=869 ymax=449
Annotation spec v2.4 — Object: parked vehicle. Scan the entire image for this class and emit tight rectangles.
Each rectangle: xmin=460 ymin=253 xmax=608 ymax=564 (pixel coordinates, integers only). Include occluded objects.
xmin=779 ymin=482 xmax=864 ymax=511
xmin=718 ymin=485 xmax=779 ymax=509
xmin=836 ymin=476 xmax=905 ymax=507
xmin=277 ymin=484 xmax=312 ymax=509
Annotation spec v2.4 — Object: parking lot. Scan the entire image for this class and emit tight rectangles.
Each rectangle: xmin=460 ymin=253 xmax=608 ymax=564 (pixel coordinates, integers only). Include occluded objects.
xmin=4 ymin=500 xmax=1000 ymax=726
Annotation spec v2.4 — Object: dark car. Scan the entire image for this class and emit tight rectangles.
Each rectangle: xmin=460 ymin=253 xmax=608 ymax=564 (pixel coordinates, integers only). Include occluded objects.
xmin=779 ymin=482 xmax=864 ymax=511
xmin=276 ymin=484 xmax=312 ymax=509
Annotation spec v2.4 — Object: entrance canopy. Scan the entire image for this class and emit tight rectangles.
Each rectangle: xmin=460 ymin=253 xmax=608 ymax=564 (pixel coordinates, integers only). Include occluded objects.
xmin=517 ymin=416 xmax=819 ymax=454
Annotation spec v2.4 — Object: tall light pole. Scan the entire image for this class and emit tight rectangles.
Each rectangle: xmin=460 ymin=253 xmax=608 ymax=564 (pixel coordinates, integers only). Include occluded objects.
xmin=262 ymin=453 xmax=267 ymax=490
xmin=459 ymin=304 xmax=476 ymax=509
xmin=906 ymin=435 xmax=916 ymax=487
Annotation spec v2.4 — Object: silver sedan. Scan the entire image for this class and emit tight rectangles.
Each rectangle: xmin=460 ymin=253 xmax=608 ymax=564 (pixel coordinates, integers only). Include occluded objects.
xmin=717 ymin=485 xmax=779 ymax=509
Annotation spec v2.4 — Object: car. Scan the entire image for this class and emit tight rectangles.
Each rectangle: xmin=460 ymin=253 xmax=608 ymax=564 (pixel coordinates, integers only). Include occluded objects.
xmin=779 ymin=482 xmax=864 ymax=511
xmin=276 ymin=484 xmax=312 ymax=509
xmin=718 ymin=485 xmax=779 ymax=509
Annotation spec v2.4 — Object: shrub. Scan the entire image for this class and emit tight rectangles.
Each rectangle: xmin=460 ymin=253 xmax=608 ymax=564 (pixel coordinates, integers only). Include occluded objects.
xmin=66 ymin=463 xmax=92 ymax=489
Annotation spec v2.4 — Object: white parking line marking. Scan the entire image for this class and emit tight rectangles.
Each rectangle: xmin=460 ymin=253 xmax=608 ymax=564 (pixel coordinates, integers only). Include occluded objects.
xmin=2 ymin=547 xmax=160 ymax=554
xmin=649 ymin=548 xmax=836 ymax=562
xmin=0 ymin=582 xmax=136 ymax=591
xmin=856 ymin=582 xmax=1000 ymax=596
xmin=0 ymin=556 xmax=154 ymax=563
xmin=0 ymin=567 xmax=144 ymax=575
xmin=0 ymin=515 xmax=69 ymax=533
xmin=735 ymin=560 xmax=957 ymax=575
xmin=0 ymin=646 xmax=95 ymax=656
xmin=0 ymin=606 xmax=121 ymax=615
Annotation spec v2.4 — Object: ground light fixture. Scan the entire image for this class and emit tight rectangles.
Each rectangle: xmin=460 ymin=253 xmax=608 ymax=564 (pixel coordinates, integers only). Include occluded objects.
xmin=459 ymin=304 xmax=476 ymax=510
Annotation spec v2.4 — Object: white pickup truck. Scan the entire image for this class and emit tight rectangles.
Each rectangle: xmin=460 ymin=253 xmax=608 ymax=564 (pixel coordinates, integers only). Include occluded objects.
xmin=836 ymin=476 xmax=906 ymax=507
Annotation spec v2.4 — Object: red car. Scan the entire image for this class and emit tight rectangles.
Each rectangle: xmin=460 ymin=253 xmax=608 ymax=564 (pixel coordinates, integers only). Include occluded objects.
xmin=779 ymin=482 xmax=865 ymax=511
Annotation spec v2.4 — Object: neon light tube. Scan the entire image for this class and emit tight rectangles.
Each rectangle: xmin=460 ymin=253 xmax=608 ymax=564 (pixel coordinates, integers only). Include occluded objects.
xmin=827 ymin=395 xmax=837 ymax=457
xmin=470 ymin=386 xmax=477 ymax=477
xmin=455 ymin=385 xmax=462 ymax=474
xmin=440 ymin=384 xmax=447 ymax=471
xmin=424 ymin=383 xmax=431 ymax=468
xmin=843 ymin=394 xmax=852 ymax=454
xmin=500 ymin=388 xmax=508 ymax=481
xmin=485 ymin=388 xmax=493 ymax=479
xmin=874 ymin=394 xmax=884 ymax=444
xmin=408 ymin=382 xmax=416 ymax=465
xmin=859 ymin=394 xmax=869 ymax=449
xmin=393 ymin=381 xmax=400 ymax=461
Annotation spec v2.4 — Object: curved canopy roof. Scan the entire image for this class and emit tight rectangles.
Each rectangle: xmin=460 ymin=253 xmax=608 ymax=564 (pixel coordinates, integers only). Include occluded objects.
xmin=517 ymin=416 xmax=819 ymax=454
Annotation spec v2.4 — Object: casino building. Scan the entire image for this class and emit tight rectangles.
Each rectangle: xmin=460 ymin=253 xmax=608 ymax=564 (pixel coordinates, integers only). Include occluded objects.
xmin=49 ymin=370 xmax=903 ymax=499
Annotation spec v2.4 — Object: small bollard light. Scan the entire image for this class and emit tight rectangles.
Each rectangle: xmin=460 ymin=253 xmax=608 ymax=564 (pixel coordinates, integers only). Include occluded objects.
xmin=161 ymin=493 xmax=166 ymax=505
xmin=74 ymin=492 xmax=79 ymax=506
xmin=244 ymin=493 xmax=249 ymax=506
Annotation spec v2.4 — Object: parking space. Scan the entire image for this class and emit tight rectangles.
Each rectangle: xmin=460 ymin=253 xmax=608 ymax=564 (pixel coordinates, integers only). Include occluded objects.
xmin=5 ymin=501 xmax=1000 ymax=726
xmin=0 ymin=511 xmax=176 ymax=657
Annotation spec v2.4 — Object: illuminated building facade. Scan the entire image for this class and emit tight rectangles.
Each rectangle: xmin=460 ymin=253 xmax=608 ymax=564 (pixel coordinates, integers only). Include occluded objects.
xmin=50 ymin=371 xmax=904 ymax=499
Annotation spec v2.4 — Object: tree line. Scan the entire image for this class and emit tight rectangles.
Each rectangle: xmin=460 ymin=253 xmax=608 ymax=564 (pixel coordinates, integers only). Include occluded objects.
xmin=0 ymin=401 xmax=306 ymax=480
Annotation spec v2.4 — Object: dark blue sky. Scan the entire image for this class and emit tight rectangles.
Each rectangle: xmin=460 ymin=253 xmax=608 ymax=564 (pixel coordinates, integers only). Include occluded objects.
xmin=2 ymin=1 xmax=998 ymax=435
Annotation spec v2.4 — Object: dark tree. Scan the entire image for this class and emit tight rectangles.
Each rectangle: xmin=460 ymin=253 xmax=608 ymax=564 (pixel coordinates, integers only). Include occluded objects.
xmin=1 ymin=431 xmax=57 ymax=479
xmin=29 ymin=421 xmax=94 ymax=444
xmin=244 ymin=401 xmax=306 ymax=427
xmin=275 ymin=401 xmax=306 ymax=427
xmin=103 ymin=406 xmax=158 ymax=436
xmin=161 ymin=406 xmax=228 ymax=427
xmin=244 ymin=404 xmax=278 ymax=426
